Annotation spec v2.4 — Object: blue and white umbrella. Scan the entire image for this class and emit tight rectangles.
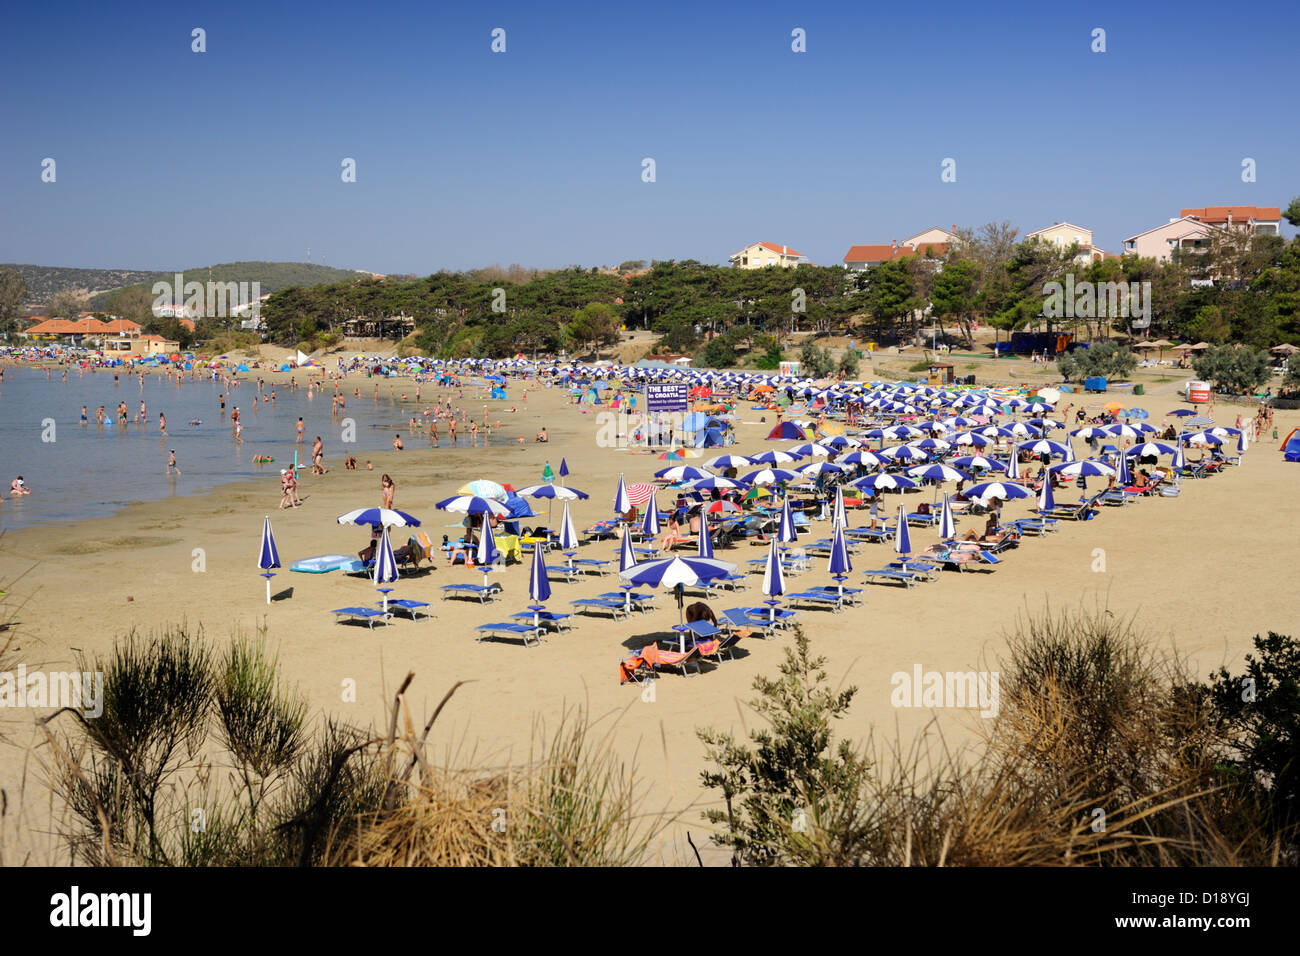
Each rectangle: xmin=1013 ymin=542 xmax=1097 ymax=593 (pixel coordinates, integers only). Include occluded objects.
xmin=613 ymin=474 xmax=631 ymax=514
xmin=655 ymin=465 xmax=710 ymax=482
xmin=1037 ymin=475 xmax=1056 ymax=512
xmin=750 ymin=450 xmax=801 ymax=465
xmin=832 ymin=484 xmax=848 ymax=530
xmin=338 ymin=507 xmax=422 ymax=527
xmin=258 ymin=516 xmax=281 ymax=605
xmin=1071 ymin=426 xmax=1112 ymax=440
xmin=1006 ymin=451 xmax=1021 ymax=481
xmin=826 ymin=522 xmax=852 ymax=590
xmin=789 ymin=442 xmax=833 ymax=458
xmin=840 ymin=450 xmax=885 ymax=468
xmin=760 ymin=539 xmax=787 ymax=619
xmin=1105 ymin=423 xmax=1143 ymax=440
xmin=619 ymin=555 xmax=737 ymax=600
xmin=852 ymin=473 xmax=918 ymax=493
xmin=907 ymin=464 xmax=967 ymax=484
xmin=526 ymin=537 xmax=551 ymax=626
xmin=557 ymin=500 xmax=580 ymax=553
xmin=938 ymin=495 xmax=956 ymax=540
xmin=373 ymin=525 xmax=400 ymax=610
xmin=697 ymin=516 xmax=714 ymax=558
xmin=797 ymin=460 xmax=844 ymax=476
xmin=703 ymin=454 xmax=752 ymax=470
xmin=952 ymin=455 xmax=1006 ymax=472
xmin=1115 ymin=450 xmax=1132 ymax=486
xmin=743 ymin=467 xmax=800 ymax=486
xmin=691 ymin=476 xmax=742 ymax=492
xmin=1124 ymin=442 xmax=1179 ymax=458
xmin=893 ymin=504 xmax=912 ymax=556
xmin=516 ymin=484 xmax=589 ymax=501
xmin=434 ymin=495 xmax=509 ymax=518
xmin=617 ymin=526 xmax=638 ymax=573
xmin=1018 ymin=439 xmax=1071 ymax=458
xmin=641 ymin=491 xmax=661 ymax=538
xmin=1172 ymin=443 xmax=1186 ymax=469
xmin=776 ymin=496 xmax=799 ymax=543
xmin=1052 ymin=459 xmax=1115 ymax=479
xmin=474 ymin=512 xmax=498 ymax=583
xmin=965 ymin=481 xmax=1032 ymax=503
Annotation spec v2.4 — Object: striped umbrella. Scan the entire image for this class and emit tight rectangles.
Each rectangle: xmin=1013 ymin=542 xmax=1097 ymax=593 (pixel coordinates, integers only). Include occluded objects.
xmin=1052 ymin=459 xmax=1116 ymax=479
xmin=750 ymin=449 xmax=801 ymax=465
xmin=907 ymin=464 xmax=967 ymax=483
xmin=434 ymin=495 xmax=510 ymax=517
xmin=743 ymin=467 xmax=800 ymax=486
xmin=938 ymin=495 xmax=956 ymax=540
xmin=826 ymin=522 xmax=853 ymax=591
xmin=258 ymin=516 xmax=281 ymax=606
xmin=952 ymin=455 xmax=1006 ymax=472
xmin=965 ymin=481 xmax=1032 ymax=503
xmin=655 ymin=465 xmax=710 ymax=482
xmin=516 ymin=484 xmax=589 ymax=501
xmin=832 ymin=484 xmax=848 ymax=530
xmin=1038 ymin=475 xmax=1056 ymax=512
xmin=797 ymin=460 xmax=843 ymax=476
xmin=697 ymin=516 xmax=714 ymax=558
xmin=474 ymin=512 xmax=498 ymax=584
xmin=373 ymin=525 xmax=400 ymax=610
xmin=691 ymin=476 xmax=742 ymax=492
xmin=1116 ymin=450 xmax=1132 ymax=486
xmin=703 ymin=454 xmax=752 ymax=470
xmin=1006 ymin=451 xmax=1021 ymax=481
xmin=338 ymin=507 xmax=422 ymax=527
xmin=526 ymin=535 xmax=552 ymax=626
xmin=617 ymin=526 xmax=638 ymax=573
xmin=893 ymin=504 xmax=912 ymax=556
xmin=840 ymin=450 xmax=885 ymax=468
xmin=1124 ymin=442 xmax=1178 ymax=458
xmin=853 ymin=473 xmax=918 ymax=493
xmin=776 ymin=496 xmax=799 ymax=543
xmin=613 ymin=474 xmax=631 ymax=514
xmin=641 ymin=491 xmax=661 ymax=538
xmin=557 ymin=500 xmax=580 ymax=553
xmin=619 ymin=555 xmax=738 ymax=626
xmin=1018 ymin=439 xmax=1071 ymax=458
xmin=625 ymin=482 xmax=659 ymax=506
xmin=760 ymin=539 xmax=787 ymax=620
xmin=1173 ymin=443 xmax=1185 ymax=469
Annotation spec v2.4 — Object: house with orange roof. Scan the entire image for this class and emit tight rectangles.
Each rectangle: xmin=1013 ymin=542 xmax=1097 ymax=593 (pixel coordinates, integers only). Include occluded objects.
xmin=729 ymin=241 xmax=810 ymax=269
xmin=23 ymin=317 xmax=142 ymax=342
xmin=842 ymin=225 xmax=959 ymax=270
xmin=1180 ymin=205 xmax=1281 ymax=236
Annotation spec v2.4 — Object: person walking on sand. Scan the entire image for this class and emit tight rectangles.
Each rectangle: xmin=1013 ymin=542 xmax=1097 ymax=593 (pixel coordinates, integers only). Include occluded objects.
xmin=382 ymin=474 xmax=395 ymax=509
xmin=278 ymin=469 xmax=295 ymax=509
xmin=168 ymin=450 xmax=180 ymax=475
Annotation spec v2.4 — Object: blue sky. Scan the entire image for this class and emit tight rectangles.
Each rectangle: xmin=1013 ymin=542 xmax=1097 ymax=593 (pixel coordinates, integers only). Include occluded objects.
xmin=2 ymin=0 xmax=1296 ymax=275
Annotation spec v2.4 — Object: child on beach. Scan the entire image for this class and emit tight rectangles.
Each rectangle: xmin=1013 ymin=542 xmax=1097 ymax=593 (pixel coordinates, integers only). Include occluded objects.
xmin=382 ymin=474 xmax=395 ymax=509
xmin=168 ymin=450 xmax=180 ymax=475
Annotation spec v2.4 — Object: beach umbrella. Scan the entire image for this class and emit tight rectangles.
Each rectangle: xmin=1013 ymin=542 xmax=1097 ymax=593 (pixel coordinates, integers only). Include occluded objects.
xmin=434 ymin=495 xmax=510 ymax=517
xmin=697 ymin=517 xmax=714 ymax=558
xmin=704 ymin=499 xmax=742 ymax=514
xmin=1071 ymin=426 xmax=1112 ymax=440
xmin=938 ymin=495 xmax=956 ymax=540
xmin=759 ymin=540 xmax=787 ymax=621
xmin=1053 ymin=459 xmax=1116 ymax=479
xmin=1173 ymin=443 xmax=1185 ymax=469
xmin=558 ymin=457 xmax=569 ymax=484
xmin=473 ymin=513 xmax=499 ymax=584
xmin=619 ymin=555 xmax=738 ymax=628
xmin=690 ymin=476 xmax=741 ymax=492
xmin=258 ymin=516 xmax=281 ymax=606
xmin=703 ymin=454 xmax=752 ymax=470
xmin=951 ymin=455 xmax=1006 ymax=472
xmin=877 ymin=444 xmax=927 ymax=461
xmin=541 ymin=461 xmax=555 ymax=483
xmin=1037 ymin=475 xmax=1056 ymax=513
xmin=613 ymin=474 xmax=631 ymax=514
xmin=655 ymin=465 xmax=710 ymax=482
xmin=776 ymin=497 xmax=798 ymax=543
xmin=1124 ymin=442 xmax=1178 ymax=458
xmin=525 ymin=538 xmax=551 ymax=627
xmin=641 ymin=491 xmax=661 ymax=538
xmin=1166 ymin=408 xmax=1198 ymax=418
xmin=458 ymin=479 xmax=508 ymax=501
xmin=893 ymin=504 xmax=912 ymax=557
xmin=832 ymin=484 xmax=848 ymax=530
xmin=1115 ymin=450 xmax=1132 ymax=486
xmin=1018 ymin=439 xmax=1071 ymax=458
xmin=743 ymin=467 xmax=799 ymax=486
xmin=1006 ymin=451 xmax=1021 ymax=481
xmin=625 ymin=482 xmax=658 ymax=506
xmin=373 ymin=526 xmax=400 ymax=610
xmin=617 ymin=526 xmax=638 ymax=573
xmin=965 ymin=481 xmax=1032 ymax=503
xmin=750 ymin=449 xmax=801 ymax=465
xmin=1184 ymin=431 xmax=1223 ymax=447
xmin=852 ymin=473 xmax=918 ymax=493
xmin=826 ymin=522 xmax=852 ymax=590
xmin=337 ymin=507 xmax=422 ymax=528
xmin=797 ymin=460 xmax=843 ymax=477
xmin=789 ymin=442 xmax=832 ymax=458
xmin=840 ymin=450 xmax=885 ymax=468
xmin=1105 ymin=423 xmax=1143 ymax=441
xmin=907 ymin=464 xmax=967 ymax=484
xmin=557 ymin=500 xmax=580 ymax=554
xmin=516 ymin=484 xmax=589 ymax=500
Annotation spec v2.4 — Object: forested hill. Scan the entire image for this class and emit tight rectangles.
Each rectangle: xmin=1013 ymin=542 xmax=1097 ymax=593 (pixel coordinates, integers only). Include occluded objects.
xmin=0 ymin=261 xmax=371 ymax=308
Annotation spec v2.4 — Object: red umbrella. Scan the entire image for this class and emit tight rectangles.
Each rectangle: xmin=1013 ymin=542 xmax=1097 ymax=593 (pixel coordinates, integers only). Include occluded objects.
xmin=704 ymin=499 xmax=742 ymax=514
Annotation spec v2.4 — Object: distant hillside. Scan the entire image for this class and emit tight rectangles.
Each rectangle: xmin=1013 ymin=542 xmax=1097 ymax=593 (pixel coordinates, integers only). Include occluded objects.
xmin=86 ymin=262 xmax=370 ymax=309
xmin=0 ymin=261 xmax=374 ymax=310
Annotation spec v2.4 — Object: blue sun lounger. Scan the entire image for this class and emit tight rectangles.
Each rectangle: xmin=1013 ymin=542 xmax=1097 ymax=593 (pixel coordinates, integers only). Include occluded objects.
xmin=475 ymin=622 xmax=544 ymax=647
xmin=719 ymin=607 xmax=780 ymax=640
xmin=845 ymin=526 xmax=895 ymax=543
xmin=597 ymin=591 xmax=658 ymax=612
xmin=383 ymin=599 xmax=433 ymax=620
xmin=804 ymin=584 xmax=864 ymax=606
xmin=738 ymin=606 xmax=799 ymax=629
xmin=670 ymin=620 xmax=743 ymax=663
xmin=440 ymin=583 xmax=502 ymax=604
xmin=862 ymin=569 xmax=919 ymax=588
xmin=786 ymin=590 xmax=845 ymax=613
xmin=331 ymin=607 xmax=391 ymax=628
xmin=569 ymin=597 xmax=632 ymax=620
xmin=509 ymin=609 xmax=573 ymax=631
xmin=570 ymin=558 xmax=612 ymax=576
xmin=546 ymin=564 xmax=581 ymax=583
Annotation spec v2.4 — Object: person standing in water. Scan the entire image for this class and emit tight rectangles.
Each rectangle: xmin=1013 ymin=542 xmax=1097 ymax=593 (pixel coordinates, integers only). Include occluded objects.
xmin=168 ymin=450 xmax=181 ymax=475
xmin=159 ymin=412 xmax=167 ymax=434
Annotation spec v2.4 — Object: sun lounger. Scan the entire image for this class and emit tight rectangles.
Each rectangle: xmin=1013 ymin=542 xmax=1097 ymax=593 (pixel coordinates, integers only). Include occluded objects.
xmin=862 ymin=568 xmax=919 ymax=588
xmin=845 ymin=526 xmax=895 ymax=543
xmin=619 ymin=643 xmax=702 ymax=682
xmin=545 ymin=564 xmax=581 ymax=583
xmin=887 ymin=559 xmax=939 ymax=580
xmin=737 ymin=606 xmax=799 ymax=628
xmin=597 ymin=590 xmax=659 ymax=612
xmin=570 ymin=558 xmax=612 ymax=576
xmin=720 ymin=607 xmax=780 ymax=640
xmin=475 ymin=622 xmax=544 ymax=647
xmin=676 ymin=620 xmax=743 ymax=663
xmin=331 ymin=607 xmax=392 ymax=629
xmin=805 ymin=585 xmax=864 ymax=606
xmin=510 ymin=610 xmax=573 ymax=631
xmin=905 ymin=511 xmax=940 ymax=527
xmin=440 ymin=582 xmax=503 ymax=604
xmin=1040 ymin=495 xmax=1101 ymax=521
xmin=1010 ymin=517 xmax=1057 ymax=535
xmin=569 ymin=597 xmax=632 ymax=620
xmin=786 ymin=590 xmax=845 ymax=612
xmin=383 ymin=599 xmax=433 ymax=620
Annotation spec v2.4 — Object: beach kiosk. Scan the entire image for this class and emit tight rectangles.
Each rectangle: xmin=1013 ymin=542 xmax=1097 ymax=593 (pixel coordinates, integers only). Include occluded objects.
xmin=927 ymin=362 xmax=954 ymax=386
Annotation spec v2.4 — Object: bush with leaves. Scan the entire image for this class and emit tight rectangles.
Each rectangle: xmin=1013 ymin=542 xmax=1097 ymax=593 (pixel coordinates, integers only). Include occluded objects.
xmin=698 ymin=630 xmax=875 ymax=866
xmin=1192 ymin=344 xmax=1272 ymax=395
xmin=1055 ymin=341 xmax=1138 ymax=382
xmin=838 ymin=348 xmax=861 ymax=378
xmin=798 ymin=338 xmax=836 ymax=378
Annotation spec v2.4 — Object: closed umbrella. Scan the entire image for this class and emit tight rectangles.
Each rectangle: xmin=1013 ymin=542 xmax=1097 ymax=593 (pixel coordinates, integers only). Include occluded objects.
xmin=697 ymin=515 xmax=714 ymax=558
xmin=557 ymin=499 xmax=580 ymax=558
xmin=258 ymin=516 xmax=281 ymax=606
xmin=832 ymin=484 xmax=848 ymax=530
xmin=474 ymin=513 xmax=498 ymax=585
xmin=373 ymin=526 xmax=400 ymax=611
xmin=826 ymin=522 xmax=852 ymax=597
xmin=938 ymin=495 xmax=956 ymax=540
xmin=641 ymin=491 xmax=661 ymax=539
xmin=613 ymin=474 xmax=631 ymax=515
xmin=760 ymin=539 xmax=787 ymax=622
xmin=526 ymin=538 xmax=551 ymax=628
xmin=893 ymin=504 xmax=912 ymax=557
xmin=1037 ymin=474 xmax=1056 ymax=513
xmin=776 ymin=496 xmax=798 ymax=543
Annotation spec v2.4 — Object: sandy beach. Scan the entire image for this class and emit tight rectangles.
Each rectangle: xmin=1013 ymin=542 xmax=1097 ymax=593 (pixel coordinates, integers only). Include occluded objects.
xmin=2 ymin=353 xmax=1297 ymax=866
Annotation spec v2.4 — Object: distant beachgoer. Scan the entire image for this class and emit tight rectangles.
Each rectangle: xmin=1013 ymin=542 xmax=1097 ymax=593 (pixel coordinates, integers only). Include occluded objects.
xmin=159 ymin=412 xmax=167 ymax=434
xmin=366 ymin=460 xmax=374 ymax=470
xmin=345 ymin=456 xmax=357 ymax=470
xmin=80 ymin=405 xmax=88 ymax=424
xmin=10 ymin=476 xmax=31 ymax=495
xmin=536 ymin=427 xmax=548 ymax=442
xmin=382 ymin=474 xmax=395 ymax=509
xmin=278 ymin=470 xmax=295 ymax=509
xmin=393 ymin=434 xmax=404 ymax=451
xmin=168 ymin=450 xmax=180 ymax=475
xmin=296 ymin=417 xmax=304 ymax=442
